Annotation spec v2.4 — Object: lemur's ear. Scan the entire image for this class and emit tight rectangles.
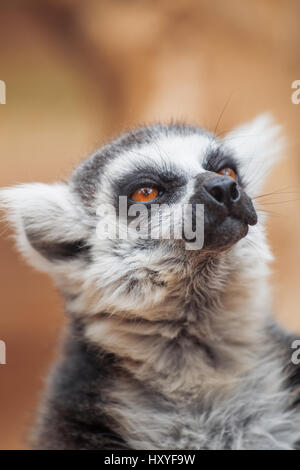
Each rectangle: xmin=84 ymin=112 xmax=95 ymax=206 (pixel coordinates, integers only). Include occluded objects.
xmin=223 ymin=113 xmax=285 ymax=197
xmin=0 ymin=183 xmax=90 ymax=273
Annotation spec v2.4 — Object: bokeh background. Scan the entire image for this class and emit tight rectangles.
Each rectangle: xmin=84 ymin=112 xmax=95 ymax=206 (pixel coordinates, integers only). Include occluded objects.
xmin=0 ymin=0 xmax=300 ymax=449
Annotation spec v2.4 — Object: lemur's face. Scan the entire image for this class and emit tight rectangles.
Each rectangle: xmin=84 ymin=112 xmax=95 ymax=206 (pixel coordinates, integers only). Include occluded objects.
xmin=1 ymin=114 xmax=283 ymax=316
xmin=75 ymin=126 xmax=257 ymax=254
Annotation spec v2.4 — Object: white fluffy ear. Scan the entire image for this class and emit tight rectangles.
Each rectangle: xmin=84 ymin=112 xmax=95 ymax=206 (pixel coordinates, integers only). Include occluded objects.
xmin=223 ymin=113 xmax=285 ymax=197
xmin=0 ymin=183 xmax=91 ymax=273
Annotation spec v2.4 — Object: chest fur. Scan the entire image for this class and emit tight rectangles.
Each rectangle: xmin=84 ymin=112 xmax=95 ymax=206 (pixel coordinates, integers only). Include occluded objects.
xmin=84 ymin=317 xmax=300 ymax=449
xmin=103 ymin=366 xmax=300 ymax=450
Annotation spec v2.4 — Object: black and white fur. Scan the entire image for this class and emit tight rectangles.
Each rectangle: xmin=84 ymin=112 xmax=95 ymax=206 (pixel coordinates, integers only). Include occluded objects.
xmin=1 ymin=114 xmax=300 ymax=450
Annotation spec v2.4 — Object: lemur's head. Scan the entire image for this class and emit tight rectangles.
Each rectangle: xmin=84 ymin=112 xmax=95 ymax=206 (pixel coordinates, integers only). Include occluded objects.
xmin=1 ymin=114 xmax=283 ymax=320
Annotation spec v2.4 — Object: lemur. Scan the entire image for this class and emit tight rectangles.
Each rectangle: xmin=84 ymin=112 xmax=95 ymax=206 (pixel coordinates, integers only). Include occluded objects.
xmin=1 ymin=114 xmax=300 ymax=450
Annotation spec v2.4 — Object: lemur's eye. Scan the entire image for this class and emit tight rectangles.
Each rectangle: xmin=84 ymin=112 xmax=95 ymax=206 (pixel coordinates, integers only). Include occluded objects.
xmin=130 ymin=187 xmax=159 ymax=202
xmin=218 ymin=168 xmax=236 ymax=180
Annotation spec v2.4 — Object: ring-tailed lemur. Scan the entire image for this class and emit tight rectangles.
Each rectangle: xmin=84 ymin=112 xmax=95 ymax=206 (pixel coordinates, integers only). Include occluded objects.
xmin=1 ymin=114 xmax=300 ymax=450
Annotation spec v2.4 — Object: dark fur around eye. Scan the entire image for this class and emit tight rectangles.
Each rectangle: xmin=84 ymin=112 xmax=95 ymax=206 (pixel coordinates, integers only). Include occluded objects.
xmin=112 ymin=164 xmax=187 ymax=209
xmin=203 ymin=148 xmax=241 ymax=181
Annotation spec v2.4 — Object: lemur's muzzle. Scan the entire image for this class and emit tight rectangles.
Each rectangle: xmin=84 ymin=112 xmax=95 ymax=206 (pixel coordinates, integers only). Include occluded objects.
xmin=189 ymin=172 xmax=257 ymax=250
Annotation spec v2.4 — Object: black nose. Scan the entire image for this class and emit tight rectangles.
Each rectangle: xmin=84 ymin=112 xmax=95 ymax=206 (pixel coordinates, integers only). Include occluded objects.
xmin=204 ymin=177 xmax=240 ymax=207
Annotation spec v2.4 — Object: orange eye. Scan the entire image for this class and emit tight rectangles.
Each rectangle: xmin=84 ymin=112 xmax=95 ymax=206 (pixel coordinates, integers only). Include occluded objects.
xmin=130 ymin=187 xmax=159 ymax=202
xmin=218 ymin=167 xmax=236 ymax=180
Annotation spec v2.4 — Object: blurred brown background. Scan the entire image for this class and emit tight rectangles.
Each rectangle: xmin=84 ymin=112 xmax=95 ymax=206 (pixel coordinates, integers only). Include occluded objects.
xmin=0 ymin=0 xmax=300 ymax=449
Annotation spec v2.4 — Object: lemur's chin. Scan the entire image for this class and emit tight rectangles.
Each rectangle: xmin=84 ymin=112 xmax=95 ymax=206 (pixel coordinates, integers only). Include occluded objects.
xmin=203 ymin=216 xmax=251 ymax=252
